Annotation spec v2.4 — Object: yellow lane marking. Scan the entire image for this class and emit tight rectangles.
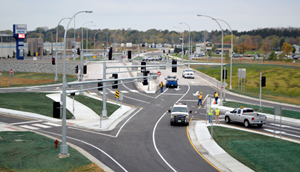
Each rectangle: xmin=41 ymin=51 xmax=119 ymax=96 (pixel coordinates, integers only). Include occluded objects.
xmin=198 ymin=96 xmax=208 ymax=109
xmin=186 ymin=118 xmax=222 ymax=172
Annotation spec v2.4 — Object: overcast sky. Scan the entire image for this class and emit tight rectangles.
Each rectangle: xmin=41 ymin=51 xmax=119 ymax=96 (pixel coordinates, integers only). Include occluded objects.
xmin=1 ymin=0 xmax=299 ymax=32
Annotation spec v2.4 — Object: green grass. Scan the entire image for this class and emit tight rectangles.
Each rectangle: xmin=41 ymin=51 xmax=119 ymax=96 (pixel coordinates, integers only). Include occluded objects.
xmin=0 ymin=71 xmax=77 ymax=87
xmin=223 ymin=101 xmax=300 ymax=119
xmin=70 ymin=95 xmax=120 ymax=117
xmin=0 ymin=131 xmax=101 ymax=171
xmin=244 ymin=50 xmax=262 ymax=55
xmin=0 ymin=93 xmax=73 ymax=119
xmin=192 ymin=63 xmax=300 ymax=105
xmin=207 ymin=126 xmax=300 ymax=172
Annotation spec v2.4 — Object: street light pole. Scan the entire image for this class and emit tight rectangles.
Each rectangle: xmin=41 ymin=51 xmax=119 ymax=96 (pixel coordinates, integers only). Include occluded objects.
xmin=61 ymin=10 xmax=92 ymax=157
xmin=94 ymin=31 xmax=102 ymax=51
xmin=180 ymin=22 xmax=191 ymax=68
xmin=55 ymin=17 xmax=70 ymax=82
xmin=86 ymin=25 xmax=96 ymax=60
xmin=215 ymin=18 xmax=233 ymax=90
xmin=198 ymin=15 xmax=224 ymax=105
xmin=81 ymin=21 xmax=93 ymax=52
xmin=174 ymin=26 xmax=184 ymax=63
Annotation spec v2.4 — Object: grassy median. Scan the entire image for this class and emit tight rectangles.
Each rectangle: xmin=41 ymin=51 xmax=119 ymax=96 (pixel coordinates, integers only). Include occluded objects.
xmin=223 ymin=101 xmax=300 ymax=119
xmin=208 ymin=126 xmax=300 ymax=172
xmin=0 ymin=131 xmax=103 ymax=172
xmin=193 ymin=63 xmax=300 ymax=105
xmin=0 ymin=71 xmax=77 ymax=87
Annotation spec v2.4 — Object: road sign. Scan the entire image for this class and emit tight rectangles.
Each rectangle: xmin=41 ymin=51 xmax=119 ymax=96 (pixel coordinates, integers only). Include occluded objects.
xmin=221 ymin=86 xmax=224 ymax=90
xmin=115 ymin=91 xmax=119 ymax=99
xmin=222 ymin=82 xmax=228 ymax=87
xmin=97 ymin=53 xmax=100 ymax=57
xmin=0 ymin=73 xmax=2 ymax=76
xmin=10 ymin=69 xmax=13 ymax=74
xmin=157 ymin=71 xmax=161 ymax=76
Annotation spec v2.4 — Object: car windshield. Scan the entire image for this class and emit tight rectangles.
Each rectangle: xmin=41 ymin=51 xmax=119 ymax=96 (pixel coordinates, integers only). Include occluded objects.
xmin=185 ymin=70 xmax=193 ymax=72
xmin=172 ymin=107 xmax=188 ymax=113
xmin=243 ymin=109 xmax=254 ymax=113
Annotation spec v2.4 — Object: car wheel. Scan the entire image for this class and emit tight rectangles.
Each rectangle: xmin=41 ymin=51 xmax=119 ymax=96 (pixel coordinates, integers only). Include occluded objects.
xmin=244 ymin=120 xmax=251 ymax=128
xmin=257 ymin=124 xmax=263 ymax=128
xmin=170 ymin=121 xmax=173 ymax=126
xmin=225 ymin=116 xmax=230 ymax=123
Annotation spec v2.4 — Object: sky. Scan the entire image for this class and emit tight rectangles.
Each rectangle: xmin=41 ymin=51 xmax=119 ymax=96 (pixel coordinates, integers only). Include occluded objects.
xmin=1 ymin=0 xmax=300 ymax=33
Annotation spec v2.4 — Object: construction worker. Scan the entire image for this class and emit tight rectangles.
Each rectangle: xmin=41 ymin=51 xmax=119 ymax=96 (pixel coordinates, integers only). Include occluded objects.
xmin=160 ymin=81 xmax=164 ymax=93
xmin=215 ymin=107 xmax=220 ymax=124
xmin=214 ymin=92 xmax=218 ymax=104
xmin=208 ymin=107 xmax=213 ymax=123
xmin=197 ymin=92 xmax=203 ymax=106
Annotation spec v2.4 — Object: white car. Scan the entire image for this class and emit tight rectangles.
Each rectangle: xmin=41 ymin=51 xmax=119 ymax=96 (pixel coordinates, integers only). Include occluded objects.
xmin=182 ymin=69 xmax=194 ymax=79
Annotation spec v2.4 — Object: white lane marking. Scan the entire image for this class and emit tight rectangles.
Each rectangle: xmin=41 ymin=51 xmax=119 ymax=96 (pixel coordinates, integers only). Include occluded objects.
xmin=269 ymin=123 xmax=300 ymax=131
xmin=115 ymin=108 xmax=143 ymax=137
xmin=19 ymin=125 xmax=39 ymax=130
xmin=89 ymin=92 xmax=97 ymax=95
xmin=10 ymin=121 xmax=40 ymax=125
xmin=180 ymin=100 xmax=198 ymax=102
xmin=110 ymin=91 xmax=115 ymax=94
xmin=163 ymin=94 xmax=184 ymax=96
xmin=123 ymin=95 xmax=150 ymax=104
xmin=39 ymin=130 xmax=128 ymax=172
xmin=43 ymin=122 xmax=61 ymax=127
xmin=68 ymin=127 xmax=116 ymax=138
xmin=120 ymin=91 xmax=128 ymax=93
xmin=153 ymin=112 xmax=177 ymax=172
xmin=98 ymin=92 xmax=108 ymax=95
xmin=31 ymin=124 xmax=52 ymax=128
xmin=176 ymin=83 xmax=190 ymax=104
xmin=155 ymin=88 xmax=169 ymax=99
xmin=121 ymin=81 xmax=155 ymax=98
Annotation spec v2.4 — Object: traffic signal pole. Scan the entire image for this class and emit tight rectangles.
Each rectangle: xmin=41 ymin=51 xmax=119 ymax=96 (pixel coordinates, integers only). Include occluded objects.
xmin=80 ymin=49 xmax=83 ymax=94
xmin=102 ymin=61 xmax=107 ymax=118
xmin=259 ymin=72 xmax=262 ymax=111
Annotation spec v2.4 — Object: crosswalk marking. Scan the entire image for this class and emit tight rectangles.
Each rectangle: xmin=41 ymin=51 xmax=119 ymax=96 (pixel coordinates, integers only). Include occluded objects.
xmin=31 ymin=124 xmax=52 ymax=128
xmin=43 ymin=122 xmax=61 ymax=127
xmin=19 ymin=125 xmax=39 ymax=130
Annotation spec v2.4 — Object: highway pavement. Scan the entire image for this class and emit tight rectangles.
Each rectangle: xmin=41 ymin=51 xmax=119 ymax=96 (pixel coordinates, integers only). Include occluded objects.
xmin=1 ymin=54 xmax=300 ymax=171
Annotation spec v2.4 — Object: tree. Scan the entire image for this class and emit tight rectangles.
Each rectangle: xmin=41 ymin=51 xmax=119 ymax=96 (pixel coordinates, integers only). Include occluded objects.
xmin=252 ymin=35 xmax=263 ymax=50
xmin=281 ymin=42 xmax=293 ymax=55
xmin=237 ymin=43 xmax=248 ymax=55
xmin=260 ymin=42 xmax=272 ymax=56
xmin=244 ymin=36 xmax=253 ymax=50
xmin=211 ymin=46 xmax=217 ymax=54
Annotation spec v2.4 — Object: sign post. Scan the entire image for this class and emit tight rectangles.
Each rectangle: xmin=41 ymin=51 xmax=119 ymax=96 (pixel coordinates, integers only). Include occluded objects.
xmin=13 ymin=24 xmax=27 ymax=60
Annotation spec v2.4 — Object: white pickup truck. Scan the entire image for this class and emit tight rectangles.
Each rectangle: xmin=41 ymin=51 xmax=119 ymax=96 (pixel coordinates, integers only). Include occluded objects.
xmin=224 ymin=107 xmax=267 ymax=128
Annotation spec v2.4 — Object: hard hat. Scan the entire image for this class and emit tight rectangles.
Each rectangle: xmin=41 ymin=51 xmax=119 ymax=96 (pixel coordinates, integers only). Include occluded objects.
xmin=210 ymin=107 xmax=212 ymax=109
xmin=200 ymin=92 xmax=202 ymax=94
xmin=216 ymin=107 xmax=218 ymax=109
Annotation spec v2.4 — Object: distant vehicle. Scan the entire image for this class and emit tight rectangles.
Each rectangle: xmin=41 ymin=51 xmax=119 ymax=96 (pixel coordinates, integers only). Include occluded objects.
xmin=142 ymin=56 xmax=154 ymax=61
xmin=254 ymin=54 xmax=259 ymax=59
xmin=234 ymin=54 xmax=243 ymax=58
xmin=168 ymin=103 xmax=192 ymax=126
xmin=247 ymin=54 xmax=251 ymax=57
xmin=182 ymin=69 xmax=194 ymax=79
xmin=165 ymin=75 xmax=178 ymax=88
xmin=225 ymin=107 xmax=267 ymax=128
xmin=293 ymin=55 xmax=300 ymax=59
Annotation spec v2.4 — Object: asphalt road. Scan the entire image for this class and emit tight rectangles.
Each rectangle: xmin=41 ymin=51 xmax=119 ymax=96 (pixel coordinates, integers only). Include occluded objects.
xmin=1 ymin=55 xmax=300 ymax=171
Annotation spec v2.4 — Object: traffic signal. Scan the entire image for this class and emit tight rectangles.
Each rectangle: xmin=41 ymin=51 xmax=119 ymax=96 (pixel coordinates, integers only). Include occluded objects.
xmin=261 ymin=76 xmax=266 ymax=87
xmin=143 ymin=71 xmax=149 ymax=85
xmin=223 ymin=70 xmax=227 ymax=79
xmin=109 ymin=47 xmax=112 ymax=60
xmin=52 ymin=57 xmax=55 ymax=65
xmin=141 ymin=61 xmax=146 ymax=72
xmin=128 ymin=51 xmax=132 ymax=60
xmin=70 ymin=93 xmax=75 ymax=96
xmin=77 ymin=48 xmax=80 ymax=55
xmin=163 ymin=50 xmax=165 ymax=53
xmin=75 ymin=65 xmax=78 ymax=74
xmin=53 ymin=102 xmax=60 ymax=118
xmin=98 ymin=79 xmax=103 ymax=91
xmin=112 ymin=73 xmax=118 ymax=89
xmin=172 ymin=59 xmax=177 ymax=73
xmin=83 ymin=65 xmax=87 ymax=74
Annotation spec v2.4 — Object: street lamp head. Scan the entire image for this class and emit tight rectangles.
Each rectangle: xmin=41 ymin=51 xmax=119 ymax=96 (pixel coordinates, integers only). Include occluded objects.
xmin=86 ymin=11 xmax=93 ymax=13
xmin=197 ymin=14 xmax=202 ymax=17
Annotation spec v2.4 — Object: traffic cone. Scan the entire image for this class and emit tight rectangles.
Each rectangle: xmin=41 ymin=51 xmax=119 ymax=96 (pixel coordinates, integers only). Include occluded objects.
xmin=214 ymin=101 xmax=216 ymax=104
